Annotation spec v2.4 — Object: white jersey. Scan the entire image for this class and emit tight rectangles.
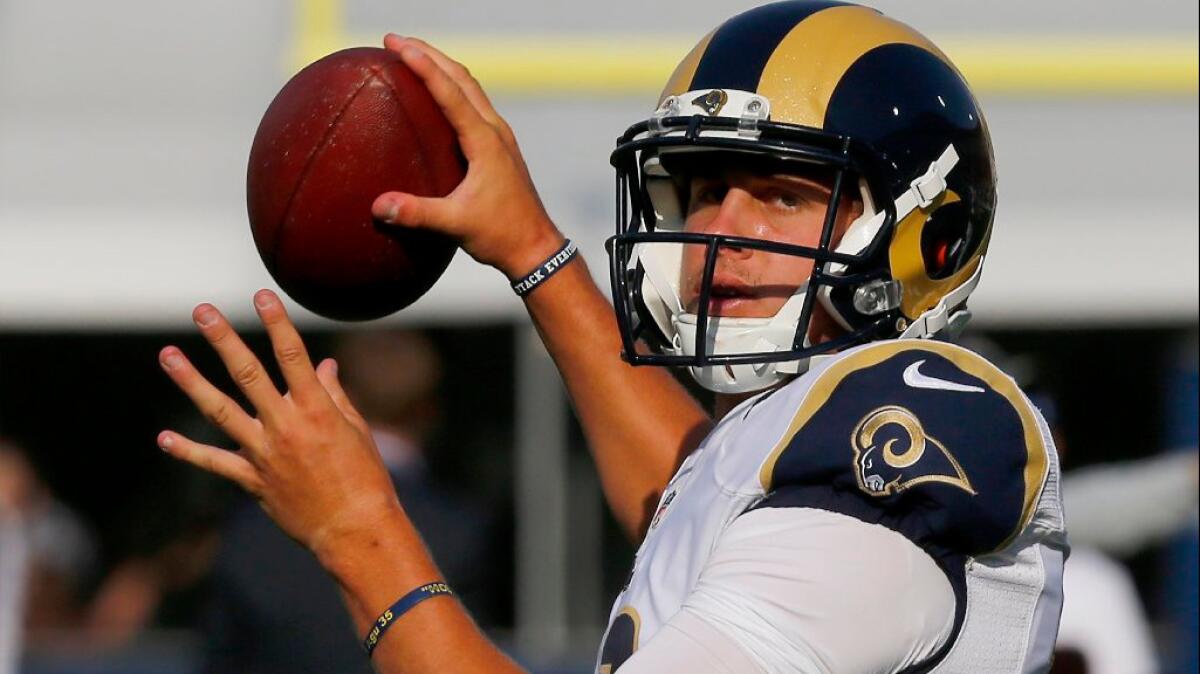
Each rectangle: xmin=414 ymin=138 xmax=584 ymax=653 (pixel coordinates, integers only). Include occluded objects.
xmin=597 ymin=340 xmax=1068 ymax=673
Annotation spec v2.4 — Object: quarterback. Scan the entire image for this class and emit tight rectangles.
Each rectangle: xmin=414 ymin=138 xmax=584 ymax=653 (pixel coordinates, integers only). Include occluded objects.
xmin=157 ymin=2 xmax=1068 ymax=672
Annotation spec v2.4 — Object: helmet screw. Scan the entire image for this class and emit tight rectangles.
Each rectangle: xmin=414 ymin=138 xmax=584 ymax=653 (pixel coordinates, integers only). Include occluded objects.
xmin=895 ymin=317 xmax=908 ymax=332
xmin=747 ymin=99 xmax=762 ymax=113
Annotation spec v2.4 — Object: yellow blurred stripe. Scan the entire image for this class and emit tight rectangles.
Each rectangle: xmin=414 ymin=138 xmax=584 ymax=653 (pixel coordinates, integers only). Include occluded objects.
xmin=291 ymin=31 xmax=1198 ymax=97
xmin=295 ymin=0 xmax=342 ymax=51
xmin=941 ymin=36 xmax=1199 ymax=95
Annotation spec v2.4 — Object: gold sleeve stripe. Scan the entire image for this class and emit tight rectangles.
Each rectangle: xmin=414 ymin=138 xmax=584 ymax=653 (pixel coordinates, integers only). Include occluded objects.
xmin=623 ymin=606 xmax=641 ymax=650
xmin=598 ymin=606 xmax=641 ymax=674
xmin=758 ymin=340 xmax=1049 ymax=551
xmin=755 ymin=6 xmax=942 ymax=128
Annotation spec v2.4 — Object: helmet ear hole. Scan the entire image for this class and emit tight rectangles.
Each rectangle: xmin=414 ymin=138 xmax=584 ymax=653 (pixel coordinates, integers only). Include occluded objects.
xmin=920 ymin=201 xmax=969 ymax=279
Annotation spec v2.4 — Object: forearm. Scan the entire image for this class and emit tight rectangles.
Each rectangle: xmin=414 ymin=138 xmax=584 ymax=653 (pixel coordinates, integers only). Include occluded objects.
xmin=315 ymin=506 xmax=524 ymax=674
xmin=520 ymin=254 xmax=713 ymax=540
xmin=363 ymin=38 xmax=712 ymax=542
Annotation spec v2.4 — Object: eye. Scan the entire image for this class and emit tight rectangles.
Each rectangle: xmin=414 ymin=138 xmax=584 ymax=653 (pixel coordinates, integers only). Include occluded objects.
xmin=690 ymin=180 xmax=727 ymax=207
xmin=766 ymin=188 xmax=809 ymax=212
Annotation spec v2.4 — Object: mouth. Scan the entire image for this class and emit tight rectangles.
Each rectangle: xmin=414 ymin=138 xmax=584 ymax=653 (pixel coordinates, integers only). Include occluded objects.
xmin=689 ymin=277 xmax=758 ymax=315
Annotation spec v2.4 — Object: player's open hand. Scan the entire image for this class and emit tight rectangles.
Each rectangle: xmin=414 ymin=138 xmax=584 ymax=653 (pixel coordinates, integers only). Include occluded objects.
xmin=372 ymin=35 xmax=564 ymax=281
xmin=157 ymin=290 xmax=401 ymax=560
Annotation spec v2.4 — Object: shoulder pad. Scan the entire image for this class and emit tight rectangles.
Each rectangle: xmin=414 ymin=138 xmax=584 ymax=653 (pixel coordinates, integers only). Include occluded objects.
xmin=758 ymin=340 xmax=1050 ymax=555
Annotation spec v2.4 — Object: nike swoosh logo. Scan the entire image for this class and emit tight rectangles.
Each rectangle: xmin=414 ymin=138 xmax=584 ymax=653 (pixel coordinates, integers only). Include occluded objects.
xmin=903 ymin=360 xmax=985 ymax=393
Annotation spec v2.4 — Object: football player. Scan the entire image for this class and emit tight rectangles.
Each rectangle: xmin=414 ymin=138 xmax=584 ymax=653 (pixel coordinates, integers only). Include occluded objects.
xmin=157 ymin=2 xmax=1068 ymax=672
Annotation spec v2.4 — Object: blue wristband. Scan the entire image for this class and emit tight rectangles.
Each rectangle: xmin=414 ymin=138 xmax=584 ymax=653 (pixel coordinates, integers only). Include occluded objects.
xmin=361 ymin=581 xmax=454 ymax=657
xmin=511 ymin=239 xmax=579 ymax=297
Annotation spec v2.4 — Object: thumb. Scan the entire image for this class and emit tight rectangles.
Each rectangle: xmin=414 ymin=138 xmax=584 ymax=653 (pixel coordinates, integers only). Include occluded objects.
xmin=315 ymin=358 xmax=368 ymax=432
xmin=372 ymin=192 xmax=457 ymax=234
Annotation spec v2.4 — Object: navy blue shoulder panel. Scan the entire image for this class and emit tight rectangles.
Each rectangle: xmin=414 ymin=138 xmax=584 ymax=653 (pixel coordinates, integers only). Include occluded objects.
xmin=756 ymin=341 xmax=1047 ymax=556
xmin=689 ymin=1 xmax=853 ymax=93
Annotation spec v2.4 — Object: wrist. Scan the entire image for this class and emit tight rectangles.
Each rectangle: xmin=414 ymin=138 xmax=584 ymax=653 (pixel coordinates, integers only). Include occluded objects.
xmin=311 ymin=504 xmax=422 ymax=589
xmin=317 ymin=508 xmax=441 ymax=625
xmin=362 ymin=581 xmax=455 ymax=656
xmin=496 ymin=222 xmax=565 ymax=281
xmin=510 ymin=239 xmax=579 ymax=297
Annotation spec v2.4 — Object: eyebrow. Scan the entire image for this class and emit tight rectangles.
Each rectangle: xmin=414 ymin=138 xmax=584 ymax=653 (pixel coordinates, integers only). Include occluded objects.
xmin=759 ymin=173 xmax=834 ymax=194
xmin=688 ymin=170 xmax=848 ymax=203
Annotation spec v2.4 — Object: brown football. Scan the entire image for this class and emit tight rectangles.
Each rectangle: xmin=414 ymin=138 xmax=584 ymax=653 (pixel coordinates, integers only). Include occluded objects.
xmin=247 ymin=47 xmax=463 ymax=321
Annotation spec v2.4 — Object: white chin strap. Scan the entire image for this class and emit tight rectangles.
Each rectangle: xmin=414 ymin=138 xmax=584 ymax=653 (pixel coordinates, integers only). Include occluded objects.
xmin=669 ymin=289 xmax=810 ymax=394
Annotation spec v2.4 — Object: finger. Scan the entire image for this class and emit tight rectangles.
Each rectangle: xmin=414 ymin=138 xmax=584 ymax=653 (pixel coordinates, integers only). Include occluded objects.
xmin=315 ymin=358 xmax=369 ymax=431
xmin=385 ymin=35 xmax=502 ymax=125
xmin=192 ymin=303 xmax=282 ymax=420
xmin=159 ymin=346 xmax=264 ymax=450
xmin=396 ymin=37 xmax=520 ymax=152
xmin=158 ymin=431 xmax=262 ymax=495
xmin=394 ymin=44 xmax=493 ymax=152
xmin=252 ymin=290 xmax=326 ymax=408
xmin=372 ymin=190 xmax=462 ymax=231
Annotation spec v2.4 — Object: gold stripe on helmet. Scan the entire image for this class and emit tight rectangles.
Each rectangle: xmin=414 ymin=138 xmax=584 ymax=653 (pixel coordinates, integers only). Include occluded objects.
xmin=658 ymin=30 xmax=717 ymax=104
xmin=757 ymin=6 xmax=945 ymax=128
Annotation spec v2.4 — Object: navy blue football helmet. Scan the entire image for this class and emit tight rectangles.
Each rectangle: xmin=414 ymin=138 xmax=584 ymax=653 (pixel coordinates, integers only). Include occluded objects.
xmin=607 ymin=1 xmax=996 ymax=393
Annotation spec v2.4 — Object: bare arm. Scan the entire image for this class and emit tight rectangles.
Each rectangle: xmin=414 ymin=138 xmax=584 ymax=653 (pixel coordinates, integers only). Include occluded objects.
xmin=372 ymin=37 xmax=712 ymax=540
xmin=160 ymin=36 xmax=710 ymax=671
xmin=468 ymin=101 xmax=712 ymax=540
xmin=522 ymin=260 xmax=712 ymax=539
xmin=159 ymin=293 xmax=522 ymax=674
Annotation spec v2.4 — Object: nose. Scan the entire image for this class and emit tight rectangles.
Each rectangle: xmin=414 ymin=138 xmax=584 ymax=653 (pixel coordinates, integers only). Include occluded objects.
xmin=695 ymin=188 xmax=756 ymax=259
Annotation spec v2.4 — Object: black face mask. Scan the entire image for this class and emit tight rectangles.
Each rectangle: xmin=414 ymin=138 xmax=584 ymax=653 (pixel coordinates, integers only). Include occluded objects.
xmin=607 ymin=115 xmax=899 ymax=371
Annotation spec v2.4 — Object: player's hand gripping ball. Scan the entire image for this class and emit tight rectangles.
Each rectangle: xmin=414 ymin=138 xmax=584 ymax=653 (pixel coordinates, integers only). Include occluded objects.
xmin=247 ymin=47 xmax=464 ymax=321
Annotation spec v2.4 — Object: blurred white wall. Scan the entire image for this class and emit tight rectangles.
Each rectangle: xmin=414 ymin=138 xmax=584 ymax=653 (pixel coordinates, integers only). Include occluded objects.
xmin=0 ymin=0 xmax=1196 ymax=329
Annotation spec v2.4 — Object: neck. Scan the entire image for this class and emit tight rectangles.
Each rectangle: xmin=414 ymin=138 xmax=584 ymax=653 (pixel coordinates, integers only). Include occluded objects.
xmin=714 ymin=391 xmax=760 ymax=419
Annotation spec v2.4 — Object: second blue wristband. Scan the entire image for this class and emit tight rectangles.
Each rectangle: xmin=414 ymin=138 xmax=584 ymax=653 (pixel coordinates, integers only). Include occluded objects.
xmin=362 ymin=581 xmax=454 ymax=657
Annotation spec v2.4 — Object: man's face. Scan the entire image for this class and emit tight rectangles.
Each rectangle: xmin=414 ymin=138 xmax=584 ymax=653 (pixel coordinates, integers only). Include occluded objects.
xmin=679 ymin=166 xmax=862 ymax=318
